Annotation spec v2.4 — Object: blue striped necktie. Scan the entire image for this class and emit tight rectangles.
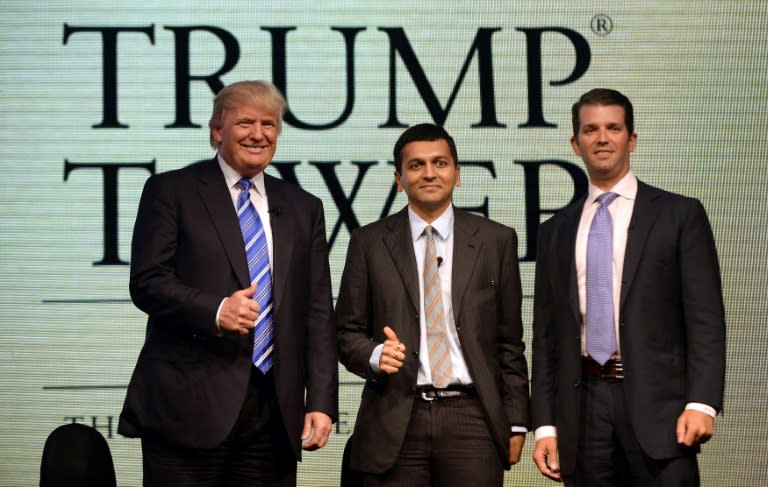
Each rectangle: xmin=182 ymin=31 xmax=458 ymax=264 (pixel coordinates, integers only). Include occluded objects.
xmin=586 ymin=191 xmax=619 ymax=365
xmin=236 ymin=178 xmax=274 ymax=373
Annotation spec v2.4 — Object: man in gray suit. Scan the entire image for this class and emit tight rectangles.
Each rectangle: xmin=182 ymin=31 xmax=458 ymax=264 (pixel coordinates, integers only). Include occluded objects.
xmin=531 ymin=88 xmax=726 ymax=486
xmin=336 ymin=123 xmax=529 ymax=487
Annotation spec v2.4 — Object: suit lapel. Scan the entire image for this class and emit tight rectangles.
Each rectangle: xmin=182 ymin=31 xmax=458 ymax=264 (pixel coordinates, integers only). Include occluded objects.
xmin=383 ymin=208 xmax=420 ymax=314
xmin=451 ymin=211 xmax=481 ymax=317
xmin=559 ymin=197 xmax=585 ymax=323
xmin=264 ymin=174 xmax=293 ymax=311
xmin=621 ymin=181 xmax=663 ymax=307
xmin=197 ymin=158 xmax=251 ymax=289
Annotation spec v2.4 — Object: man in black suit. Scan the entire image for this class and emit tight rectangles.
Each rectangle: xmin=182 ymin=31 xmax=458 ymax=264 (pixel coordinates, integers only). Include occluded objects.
xmin=118 ymin=80 xmax=338 ymax=486
xmin=336 ymin=123 xmax=530 ymax=486
xmin=530 ymin=88 xmax=726 ymax=486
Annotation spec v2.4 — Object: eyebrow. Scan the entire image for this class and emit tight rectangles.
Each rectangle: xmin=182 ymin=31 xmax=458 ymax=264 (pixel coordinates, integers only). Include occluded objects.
xmin=582 ymin=122 xmax=623 ymax=129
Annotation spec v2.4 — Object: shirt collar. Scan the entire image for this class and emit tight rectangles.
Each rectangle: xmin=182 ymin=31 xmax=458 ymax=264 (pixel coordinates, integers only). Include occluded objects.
xmin=587 ymin=169 xmax=637 ymax=205
xmin=408 ymin=205 xmax=454 ymax=241
xmin=217 ymin=154 xmax=266 ymax=197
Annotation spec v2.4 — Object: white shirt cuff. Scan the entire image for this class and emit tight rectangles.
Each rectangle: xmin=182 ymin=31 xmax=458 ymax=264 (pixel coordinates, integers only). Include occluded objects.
xmin=685 ymin=402 xmax=717 ymax=418
xmin=215 ymin=297 xmax=226 ymax=333
xmin=369 ymin=344 xmax=384 ymax=372
xmin=534 ymin=426 xmax=557 ymax=442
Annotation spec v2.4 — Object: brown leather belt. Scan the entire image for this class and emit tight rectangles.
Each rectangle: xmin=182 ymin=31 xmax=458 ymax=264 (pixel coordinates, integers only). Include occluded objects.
xmin=415 ymin=385 xmax=476 ymax=401
xmin=582 ymin=357 xmax=624 ymax=381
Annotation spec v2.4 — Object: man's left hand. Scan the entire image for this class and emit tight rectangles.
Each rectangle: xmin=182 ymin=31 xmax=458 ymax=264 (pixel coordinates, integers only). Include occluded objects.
xmin=676 ymin=409 xmax=714 ymax=446
xmin=508 ymin=433 xmax=525 ymax=465
xmin=301 ymin=411 xmax=333 ymax=451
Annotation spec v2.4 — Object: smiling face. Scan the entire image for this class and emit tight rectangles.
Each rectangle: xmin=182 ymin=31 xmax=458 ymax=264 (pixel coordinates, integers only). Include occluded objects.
xmin=571 ymin=104 xmax=637 ymax=190
xmin=395 ymin=138 xmax=461 ymax=222
xmin=211 ymin=102 xmax=279 ymax=177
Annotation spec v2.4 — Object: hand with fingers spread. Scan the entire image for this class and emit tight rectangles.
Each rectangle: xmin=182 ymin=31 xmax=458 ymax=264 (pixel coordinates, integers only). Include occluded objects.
xmin=218 ymin=282 xmax=261 ymax=335
xmin=379 ymin=326 xmax=406 ymax=374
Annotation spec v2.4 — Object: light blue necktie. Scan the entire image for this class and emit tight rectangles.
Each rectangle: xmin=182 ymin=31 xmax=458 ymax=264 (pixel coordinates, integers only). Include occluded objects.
xmin=236 ymin=178 xmax=274 ymax=373
xmin=586 ymin=192 xmax=619 ymax=366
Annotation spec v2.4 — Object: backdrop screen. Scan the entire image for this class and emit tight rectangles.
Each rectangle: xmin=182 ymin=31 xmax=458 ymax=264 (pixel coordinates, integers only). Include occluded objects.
xmin=1 ymin=1 xmax=766 ymax=485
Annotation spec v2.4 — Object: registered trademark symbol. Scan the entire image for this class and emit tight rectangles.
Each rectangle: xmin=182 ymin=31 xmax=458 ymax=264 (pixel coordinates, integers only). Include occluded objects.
xmin=590 ymin=14 xmax=613 ymax=36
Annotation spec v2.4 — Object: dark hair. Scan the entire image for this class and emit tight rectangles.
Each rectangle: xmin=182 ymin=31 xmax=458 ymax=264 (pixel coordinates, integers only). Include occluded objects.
xmin=571 ymin=88 xmax=634 ymax=136
xmin=392 ymin=123 xmax=458 ymax=174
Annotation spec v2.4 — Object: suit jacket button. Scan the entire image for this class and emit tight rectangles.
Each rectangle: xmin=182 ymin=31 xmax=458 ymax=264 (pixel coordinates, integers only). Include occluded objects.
xmin=574 ymin=381 xmax=580 ymax=388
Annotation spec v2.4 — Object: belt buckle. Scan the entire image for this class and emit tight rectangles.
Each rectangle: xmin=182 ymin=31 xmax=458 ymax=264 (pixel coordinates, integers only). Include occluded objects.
xmin=600 ymin=360 xmax=624 ymax=381
xmin=419 ymin=390 xmax=437 ymax=402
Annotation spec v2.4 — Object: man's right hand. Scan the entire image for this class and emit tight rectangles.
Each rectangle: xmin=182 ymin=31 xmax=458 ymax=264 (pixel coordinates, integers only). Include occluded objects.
xmin=532 ymin=436 xmax=562 ymax=482
xmin=219 ymin=283 xmax=261 ymax=335
xmin=379 ymin=326 xmax=406 ymax=374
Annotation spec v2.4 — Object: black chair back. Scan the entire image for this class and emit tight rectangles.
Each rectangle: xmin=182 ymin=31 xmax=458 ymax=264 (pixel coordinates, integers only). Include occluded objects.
xmin=40 ymin=423 xmax=117 ymax=487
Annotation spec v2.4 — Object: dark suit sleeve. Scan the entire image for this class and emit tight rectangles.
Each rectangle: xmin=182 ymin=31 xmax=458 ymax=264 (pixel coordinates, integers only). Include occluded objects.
xmin=129 ymin=174 xmax=222 ymax=335
xmin=496 ymin=227 xmax=531 ymax=428
xmin=336 ymin=229 xmax=380 ymax=379
xmin=530 ymin=221 xmax=557 ymax=429
xmin=303 ymin=199 xmax=339 ymax=418
xmin=679 ymin=199 xmax=726 ymax=411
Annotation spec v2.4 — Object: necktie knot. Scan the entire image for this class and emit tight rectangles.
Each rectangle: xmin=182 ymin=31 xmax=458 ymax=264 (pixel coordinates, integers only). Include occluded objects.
xmin=597 ymin=191 xmax=618 ymax=207
xmin=237 ymin=178 xmax=253 ymax=192
xmin=424 ymin=225 xmax=437 ymax=239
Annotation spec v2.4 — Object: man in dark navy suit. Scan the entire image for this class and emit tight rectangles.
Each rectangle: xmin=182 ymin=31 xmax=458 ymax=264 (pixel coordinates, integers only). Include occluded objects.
xmin=531 ymin=88 xmax=726 ymax=486
xmin=119 ymin=80 xmax=337 ymax=486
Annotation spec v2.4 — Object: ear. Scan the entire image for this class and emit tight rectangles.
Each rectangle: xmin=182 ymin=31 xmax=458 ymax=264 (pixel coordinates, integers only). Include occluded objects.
xmin=455 ymin=165 xmax=461 ymax=187
xmin=211 ymin=124 xmax=223 ymax=146
xmin=628 ymin=132 xmax=638 ymax=152
xmin=570 ymin=135 xmax=582 ymax=157
xmin=394 ymin=171 xmax=404 ymax=192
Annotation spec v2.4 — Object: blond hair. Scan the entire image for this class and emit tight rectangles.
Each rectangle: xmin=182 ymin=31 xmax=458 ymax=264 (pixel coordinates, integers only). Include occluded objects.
xmin=208 ymin=80 xmax=287 ymax=149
